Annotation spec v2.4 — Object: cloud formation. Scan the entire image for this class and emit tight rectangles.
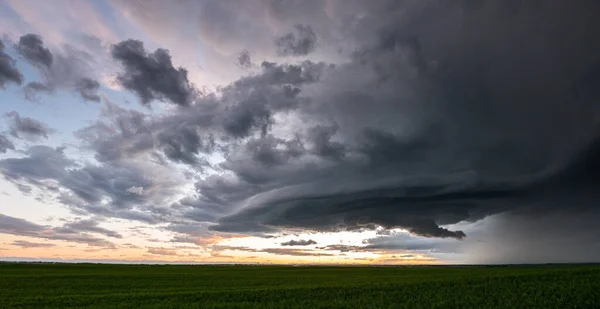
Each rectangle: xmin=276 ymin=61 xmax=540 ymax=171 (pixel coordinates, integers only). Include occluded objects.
xmin=74 ymin=78 xmax=101 ymax=102
xmin=0 ymin=214 xmax=115 ymax=248
xmin=2 ymin=0 xmax=600 ymax=263
xmin=280 ymin=239 xmax=317 ymax=246
xmin=111 ymin=39 xmax=198 ymax=106
xmin=23 ymin=82 xmax=54 ymax=101
xmin=11 ymin=240 xmax=56 ymax=248
xmin=0 ymin=134 xmax=15 ymax=153
xmin=275 ymin=24 xmax=318 ymax=57
xmin=201 ymin=0 xmax=600 ymax=241
xmin=0 ymin=40 xmax=23 ymax=88
xmin=14 ymin=34 xmax=53 ymax=69
xmin=12 ymin=33 xmax=103 ymax=102
xmin=6 ymin=111 xmax=54 ymax=141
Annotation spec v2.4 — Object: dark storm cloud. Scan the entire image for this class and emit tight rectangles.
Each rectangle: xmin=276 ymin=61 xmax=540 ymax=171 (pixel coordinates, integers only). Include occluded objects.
xmin=204 ymin=0 xmax=600 ymax=243
xmin=0 ymin=40 xmax=23 ymax=88
xmin=110 ymin=39 xmax=198 ymax=106
xmin=306 ymin=125 xmax=346 ymax=160
xmin=0 ymin=134 xmax=15 ymax=153
xmin=75 ymin=78 xmax=101 ymax=102
xmin=223 ymin=100 xmax=271 ymax=138
xmin=275 ymin=24 xmax=318 ymax=56
xmin=156 ymin=124 xmax=215 ymax=165
xmin=14 ymin=34 xmax=53 ymax=69
xmin=6 ymin=111 xmax=54 ymax=140
xmin=11 ymin=240 xmax=56 ymax=248
xmin=280 ymin=239 xmax=317 ymax=246
xmin=0 ymin=214 xmax=116 ymax=247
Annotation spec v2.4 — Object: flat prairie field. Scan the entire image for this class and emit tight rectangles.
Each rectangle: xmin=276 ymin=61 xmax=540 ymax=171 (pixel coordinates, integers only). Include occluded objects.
xmin=1 ymin=263 xmax=599 ymax=308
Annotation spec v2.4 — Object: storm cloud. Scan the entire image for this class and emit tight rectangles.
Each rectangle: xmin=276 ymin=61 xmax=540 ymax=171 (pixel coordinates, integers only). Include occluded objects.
xmin=203 ymin=0 xmax=600 ymax=242
xmin=2 ymin=0 xmax=600 ymax=263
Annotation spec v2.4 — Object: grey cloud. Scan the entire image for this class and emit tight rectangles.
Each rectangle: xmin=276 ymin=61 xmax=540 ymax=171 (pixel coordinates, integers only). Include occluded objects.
xmin=280 ymin=239 xmax=317 ymax=246
xmin=0 ymin=40 xmax=23 ymax=88
xmin=75 ymin=78 xmax=101 ymax=102
xmin=220 ymin=61 xmax=328 ymax=138
xmin=147 ymin=247 xmax=179 ymax=256
xmin=307 ymin=125 xmax=346 ymax=160
xmin=14 ymin=34 xmax=101 ymax=102
xmin=0 ymin=146 xmax=73 ymax=183
xmin=14 ymin=34 xmax=53 ymax=69
xmin=73 ymin=60 xmax=327 ymax=166
xmin=0 ymin=213 xmax=46 ymax=235
xmin=11 ymin=240 xmax=56 ymax=248
xmin=157 ymin=125 xmax=215 ymax=165
xmin=111 ymin=39 xmax=198 ymax=106
xmin=6 ymin=111 xmax=54 ymax=141
xmin=214 ymin=245 xmax=334 ymax=257
xmin=0 ymin=213 xmax=115 ymax=247
xmin=0 ymin=145 xmax=185 ymax=224
xmin=238 ymin=50 xmax=252 ymax=69
xmin=223 ymin=100 xmax=271 ymax=138
xmin=275 ymin=24 xmax=318 ymax=56
xmin=0 ymin=134 xmax=15 ymax=153
xmin=56 ymin=219 xmax=122 ymax=239
xmin=16 ymin=184 xmax=32 ymax=194
xmin=23 ymin=82 xmax=54 ymax=101
xmin=75 ymin=101 xmax=154 ymax=162
xmin=362 ymin=233 xmax=463 ymax=254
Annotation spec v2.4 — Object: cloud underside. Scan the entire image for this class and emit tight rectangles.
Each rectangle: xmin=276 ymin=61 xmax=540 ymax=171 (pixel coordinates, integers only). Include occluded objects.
xmin=1 ymin=0 xmax=600 ymax=257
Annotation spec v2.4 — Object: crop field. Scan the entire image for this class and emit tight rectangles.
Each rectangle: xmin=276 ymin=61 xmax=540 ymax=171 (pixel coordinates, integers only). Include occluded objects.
xmin=1 ymin=263 xmax=599 ymax=308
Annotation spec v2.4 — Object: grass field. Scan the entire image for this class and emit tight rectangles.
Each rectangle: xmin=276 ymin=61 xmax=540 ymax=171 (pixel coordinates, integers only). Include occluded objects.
xmin=1 ymin=263 xmax=599 ymax=308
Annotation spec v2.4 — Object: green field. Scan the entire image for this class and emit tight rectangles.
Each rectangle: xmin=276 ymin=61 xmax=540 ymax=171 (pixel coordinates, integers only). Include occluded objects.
xmin=1 ymin=263 xmax=599 ymax=308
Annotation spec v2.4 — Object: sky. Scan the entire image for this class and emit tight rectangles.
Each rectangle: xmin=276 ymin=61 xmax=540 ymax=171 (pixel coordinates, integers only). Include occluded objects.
xmin=1 ymin=0 xmax=600 ymax=265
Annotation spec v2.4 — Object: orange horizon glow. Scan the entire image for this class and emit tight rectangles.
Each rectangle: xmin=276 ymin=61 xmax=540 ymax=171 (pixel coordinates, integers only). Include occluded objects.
xmin=0 ymin=234 xmax=440 ymax=265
